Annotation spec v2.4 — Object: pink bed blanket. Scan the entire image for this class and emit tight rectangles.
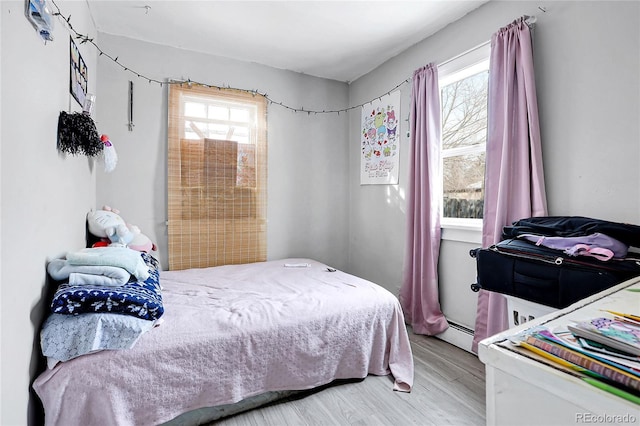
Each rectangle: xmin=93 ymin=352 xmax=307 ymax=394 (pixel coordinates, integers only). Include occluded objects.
xmin=33 ymin=258 xmax=414 ymax=426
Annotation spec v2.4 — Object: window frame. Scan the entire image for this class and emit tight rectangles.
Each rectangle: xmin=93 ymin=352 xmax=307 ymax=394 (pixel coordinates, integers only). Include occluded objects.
xmin=182 ymin=95 xmax=256 ymax=144
xmin=438 ymin=42 xmax=490 ymax=234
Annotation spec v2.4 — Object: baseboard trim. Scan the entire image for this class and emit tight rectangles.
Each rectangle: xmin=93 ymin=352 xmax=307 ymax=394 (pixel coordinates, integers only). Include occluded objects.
xmin=437 ymin=320 xmax=474 ymax=354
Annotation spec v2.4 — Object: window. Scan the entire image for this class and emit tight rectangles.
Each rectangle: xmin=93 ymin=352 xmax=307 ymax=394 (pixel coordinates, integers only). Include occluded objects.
xmin=167 ymin=85 xmax=267 ymax=270
xmin=439 ymin=44 xmax=490 ymax=227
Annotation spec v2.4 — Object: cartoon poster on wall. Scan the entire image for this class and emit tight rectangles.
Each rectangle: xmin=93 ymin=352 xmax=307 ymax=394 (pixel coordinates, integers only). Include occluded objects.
xmin=361 ymin=91 xmax=400 ymax=185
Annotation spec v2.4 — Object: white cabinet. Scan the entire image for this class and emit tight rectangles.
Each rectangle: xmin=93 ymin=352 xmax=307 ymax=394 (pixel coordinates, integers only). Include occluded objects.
xmin=478 ymin=277 xmax=640 ymax=426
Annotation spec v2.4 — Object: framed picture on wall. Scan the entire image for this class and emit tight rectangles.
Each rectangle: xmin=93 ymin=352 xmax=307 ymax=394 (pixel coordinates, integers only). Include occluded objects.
xmin=69 ymin=37 xmax=87 ymax=107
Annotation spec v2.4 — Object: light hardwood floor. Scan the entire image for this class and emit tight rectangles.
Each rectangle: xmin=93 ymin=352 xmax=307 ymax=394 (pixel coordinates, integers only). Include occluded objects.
xmin=214 ymin=330 xmax=486 ymax=425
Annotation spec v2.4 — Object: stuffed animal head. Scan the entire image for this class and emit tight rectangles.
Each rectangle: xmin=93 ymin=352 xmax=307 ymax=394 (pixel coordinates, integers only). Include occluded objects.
xmin=87 ymin=206 xmax=155 ymax=251
xmin=87 ymin=208 xmax=133 ymax=246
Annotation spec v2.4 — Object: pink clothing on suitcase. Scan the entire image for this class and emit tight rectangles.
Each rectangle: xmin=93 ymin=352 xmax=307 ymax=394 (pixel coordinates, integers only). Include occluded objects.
xmin=519 ymin=232 xmax=628 ymax=260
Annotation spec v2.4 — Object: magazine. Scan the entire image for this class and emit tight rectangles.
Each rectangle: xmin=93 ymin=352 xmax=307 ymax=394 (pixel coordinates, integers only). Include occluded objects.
xmin=567 ymin=317 xmax=640 ymax=357
xmin=578 ymin=337 xmax=640 ymax=364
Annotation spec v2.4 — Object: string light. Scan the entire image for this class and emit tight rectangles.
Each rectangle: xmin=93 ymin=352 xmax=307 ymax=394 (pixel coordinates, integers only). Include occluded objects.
xmin=50 ymin=0 xmax=411 ymax=115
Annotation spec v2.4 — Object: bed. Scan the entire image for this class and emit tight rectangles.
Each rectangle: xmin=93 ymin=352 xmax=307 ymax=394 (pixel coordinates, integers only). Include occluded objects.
xmin=33 ymin=257 xmax=414 ymax=426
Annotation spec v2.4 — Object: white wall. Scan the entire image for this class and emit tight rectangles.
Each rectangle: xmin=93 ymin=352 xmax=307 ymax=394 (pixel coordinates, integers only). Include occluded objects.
xmin=347 ymin=1 xmax=640 ymax=333
xmin=94 ymin=34 xmax=350 ymax=271
xmin=1 ymin=1 xmax=98 ymax=424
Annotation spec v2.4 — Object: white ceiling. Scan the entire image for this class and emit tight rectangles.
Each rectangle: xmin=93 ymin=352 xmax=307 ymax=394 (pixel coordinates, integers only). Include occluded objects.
xmin=87 ymin=0 xmax=488 ymax=82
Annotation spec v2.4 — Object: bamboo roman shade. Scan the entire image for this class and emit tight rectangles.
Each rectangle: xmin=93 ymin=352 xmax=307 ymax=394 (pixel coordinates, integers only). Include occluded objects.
xmin=168 ymin=85 xmax=267 ymax=270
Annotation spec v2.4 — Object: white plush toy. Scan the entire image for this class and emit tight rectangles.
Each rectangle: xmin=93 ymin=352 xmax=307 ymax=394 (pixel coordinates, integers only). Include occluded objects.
xmin=126 ymin=224 xmax=156 ymax=253
xmin=87 ymin=206 xmax=134 ymax=247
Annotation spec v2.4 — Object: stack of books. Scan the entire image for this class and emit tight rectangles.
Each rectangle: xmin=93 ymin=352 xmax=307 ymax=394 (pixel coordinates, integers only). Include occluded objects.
xmin=512 ymin=310 xmax=640 ymax=404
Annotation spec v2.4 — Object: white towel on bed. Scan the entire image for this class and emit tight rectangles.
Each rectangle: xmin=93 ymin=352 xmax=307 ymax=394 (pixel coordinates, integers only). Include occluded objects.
xmin=47 ymin=258 xmax=131 ymax=286
xmin=66 ymin=247 xmax=149 ymax=281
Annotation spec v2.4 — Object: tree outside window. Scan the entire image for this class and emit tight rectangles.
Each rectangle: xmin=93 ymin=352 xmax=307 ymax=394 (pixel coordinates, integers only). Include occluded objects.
xmin=440 ymin=56 xmax=489 ymax=221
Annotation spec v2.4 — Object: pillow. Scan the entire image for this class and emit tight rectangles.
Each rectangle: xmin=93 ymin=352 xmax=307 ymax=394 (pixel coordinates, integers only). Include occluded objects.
xmin=41 ymin=312 xmax=158 ymax=365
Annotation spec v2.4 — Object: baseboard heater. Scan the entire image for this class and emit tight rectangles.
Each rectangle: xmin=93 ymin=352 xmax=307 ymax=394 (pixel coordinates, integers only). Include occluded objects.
xmin=437 ymin=319 xmax=475 ymax=353
xmin=447 ymin=320 xmax=474 ymax=336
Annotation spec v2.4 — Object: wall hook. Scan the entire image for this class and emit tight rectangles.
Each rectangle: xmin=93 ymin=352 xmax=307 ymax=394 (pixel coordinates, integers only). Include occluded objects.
xmin=128 ymin=81 xmax=135 ymax=131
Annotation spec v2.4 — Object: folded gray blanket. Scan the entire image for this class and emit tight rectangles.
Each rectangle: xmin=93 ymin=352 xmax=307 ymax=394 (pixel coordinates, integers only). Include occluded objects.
xmin=47 ymin=259 xmax=131 ymax=286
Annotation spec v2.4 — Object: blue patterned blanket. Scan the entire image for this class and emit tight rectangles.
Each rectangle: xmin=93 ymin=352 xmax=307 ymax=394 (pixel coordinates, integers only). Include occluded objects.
xmin=50 ymin=252 xmax=163 ymax=320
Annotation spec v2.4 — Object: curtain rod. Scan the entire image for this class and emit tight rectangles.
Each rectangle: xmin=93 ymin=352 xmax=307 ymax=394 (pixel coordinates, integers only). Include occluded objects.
xmin=437 ymin=14 xmax=537 ymax=68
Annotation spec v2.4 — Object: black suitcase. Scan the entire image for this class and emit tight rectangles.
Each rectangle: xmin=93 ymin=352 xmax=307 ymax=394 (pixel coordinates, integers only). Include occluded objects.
xmin=502 ymin=216 xmax=640 ymax=247
xmin=470 ymin=238 xmax=640 ymax=309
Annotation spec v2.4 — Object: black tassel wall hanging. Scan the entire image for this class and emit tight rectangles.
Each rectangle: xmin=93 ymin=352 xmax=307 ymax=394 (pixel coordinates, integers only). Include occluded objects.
xmin=57 ymin=111 xmax=103 ymax=156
